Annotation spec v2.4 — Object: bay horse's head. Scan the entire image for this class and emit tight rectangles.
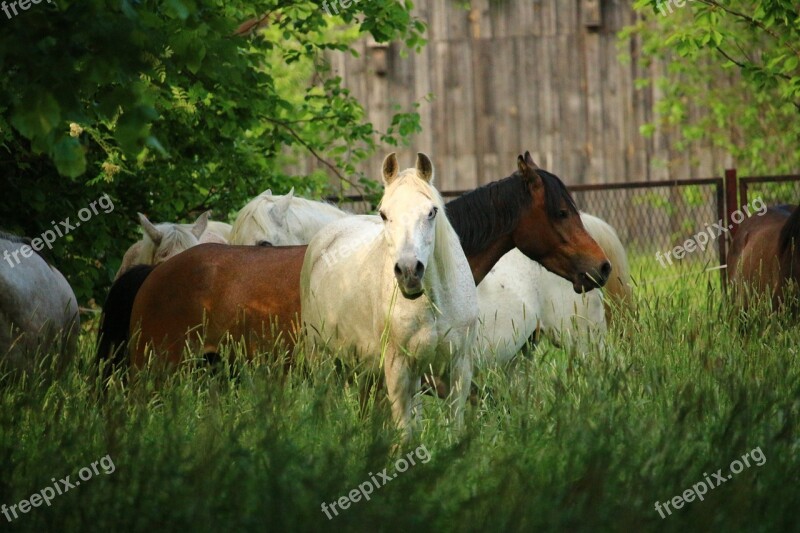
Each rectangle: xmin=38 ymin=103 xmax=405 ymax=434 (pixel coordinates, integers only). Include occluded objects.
xmin=510 ymin=152 xmax=610 ymax=292
xmin=379 ymin=152 xmax=449 ymax=299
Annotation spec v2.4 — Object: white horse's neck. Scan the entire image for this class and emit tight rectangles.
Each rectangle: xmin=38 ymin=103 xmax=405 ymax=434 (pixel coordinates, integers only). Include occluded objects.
xmin=420 ymin=217 xmax=466 ymax=307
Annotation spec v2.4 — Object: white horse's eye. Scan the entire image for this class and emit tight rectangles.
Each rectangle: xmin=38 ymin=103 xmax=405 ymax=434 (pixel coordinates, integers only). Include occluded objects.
xmin=379 ymin=210 xmax=388 ymax=222
xmin=428 ymin=207 xmax=438 ymax=220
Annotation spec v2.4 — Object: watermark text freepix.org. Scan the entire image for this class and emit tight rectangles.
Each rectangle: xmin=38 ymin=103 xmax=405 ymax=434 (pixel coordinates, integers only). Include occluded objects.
xmin=656 ymin=0 xmax=696 ymax=17
xmin=655 ymin=197 xmax=766 ymax=268
xmin=321 ymin=0 xmax=363 ymax=16
xmin=654 ymin=446 xmax=766 ymax=519
xmin=3 ymin=193 xmax=115 ymax=268
xmin=321 ymin=444 xmax=431 ymax=519
xmin=2 ymin=454 xmax=116 ymax=523
xmin=2 ymin=0 xmax=52 ymax=20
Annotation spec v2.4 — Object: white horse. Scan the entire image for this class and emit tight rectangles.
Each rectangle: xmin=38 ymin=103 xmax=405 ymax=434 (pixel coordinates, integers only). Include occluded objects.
xmin=0 ymin=232 xmax=80 ymax=373
xmin=229 ymin=188 xmax=347 ymax=246
xmin=301 ymin=153 xmax=477 ymax=437
xmin=478 ymin=213 xmax=631 ymax=364
xmin=115 ymin=211 xmax=231 ymax=279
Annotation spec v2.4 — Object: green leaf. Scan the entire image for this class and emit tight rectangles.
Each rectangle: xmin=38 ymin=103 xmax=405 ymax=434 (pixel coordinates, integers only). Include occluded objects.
xmin=10 ymin=92 xmax=61 ymax=141
xmin=52 ymin=136 xmax=86 ymax=178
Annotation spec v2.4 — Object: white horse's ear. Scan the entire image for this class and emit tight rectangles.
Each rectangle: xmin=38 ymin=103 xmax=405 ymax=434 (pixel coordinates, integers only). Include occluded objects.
xmin=138 ymin=213 xmax=163 ymax=245
xmin=382 ymin=153 xmax=399 ymax=185
xmin=191 ymin=210 xmax=210 ymax=239
xmin=270 ymin=188 xmax=294 ymax=225
xmin=260 ymin=188 xmax=272 ymax=197
xmin=416 ymin=152 xmax=434 ymax=183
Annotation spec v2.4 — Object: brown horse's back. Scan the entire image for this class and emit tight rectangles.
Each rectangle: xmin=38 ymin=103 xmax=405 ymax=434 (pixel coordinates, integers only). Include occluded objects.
xmin=727 ymin=207 xmax=799 ymax=310
xmin=130 ymin=244 xmax=306 ymax=367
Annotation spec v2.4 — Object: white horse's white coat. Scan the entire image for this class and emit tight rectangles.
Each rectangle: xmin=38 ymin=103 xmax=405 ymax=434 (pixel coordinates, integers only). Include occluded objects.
xmin=230 ymin=188 xmax=347 ymax=246
xmin=301 ymin=154 xmax=477 ymax=436
xmin=478 ymin=213 xmax=629 ymax=363
xmin=0 ymin=235 xmax=80 ymax=372
xmin=115 ymin=211 xmax=230 ymax=279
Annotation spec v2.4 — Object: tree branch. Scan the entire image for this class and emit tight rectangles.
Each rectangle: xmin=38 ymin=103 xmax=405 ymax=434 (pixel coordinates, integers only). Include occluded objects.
xmin=262 ymin=116 xmax=367 ymax=196
xmin=695 ymin=0 xmax=800 ymax=58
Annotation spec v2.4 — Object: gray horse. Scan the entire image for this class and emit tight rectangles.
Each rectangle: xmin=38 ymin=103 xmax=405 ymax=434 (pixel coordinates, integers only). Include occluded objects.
xmin=0 ymin=232 xmax=80 ymax=373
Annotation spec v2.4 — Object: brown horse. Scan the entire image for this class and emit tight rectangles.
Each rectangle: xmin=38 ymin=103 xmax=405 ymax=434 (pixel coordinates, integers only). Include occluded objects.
xmin=97 ymin=152 xmax=610 ymax=369
xmin=128 ymin=245 xmax=306 ymax=368
xmin=727 ymin=202 xmax=800 ymax=312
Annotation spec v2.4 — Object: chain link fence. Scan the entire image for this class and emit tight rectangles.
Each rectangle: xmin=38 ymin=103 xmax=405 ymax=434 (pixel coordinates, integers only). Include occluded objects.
xmin=740 ymin=176 xmax=800 ymax=212
xmin=333 ymin=174 xmax=800 ymax=279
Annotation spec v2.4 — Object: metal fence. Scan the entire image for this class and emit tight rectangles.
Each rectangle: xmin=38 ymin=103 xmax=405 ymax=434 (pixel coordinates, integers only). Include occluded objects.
xmin=438 ymin=178 xmax=727 ymax=274
xmin=738 ymin=174 xmax=800 ymax=213
xmin=332 ymin=171 xmax=800 ymax=284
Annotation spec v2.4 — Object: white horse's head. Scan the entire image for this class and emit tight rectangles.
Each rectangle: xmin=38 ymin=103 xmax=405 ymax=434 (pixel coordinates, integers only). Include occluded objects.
xmin=229 ymin=188 xmax=346 ymax=246
xmin=138 ymin=211 xmax=209 ymax=264
xmin=378 ymin=152 xmax=449 ymax=300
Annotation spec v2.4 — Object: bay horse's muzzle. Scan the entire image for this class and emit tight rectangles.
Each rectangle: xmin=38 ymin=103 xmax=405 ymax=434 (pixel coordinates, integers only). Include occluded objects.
xmin=574 ymin=260 xmax=612 ymax=293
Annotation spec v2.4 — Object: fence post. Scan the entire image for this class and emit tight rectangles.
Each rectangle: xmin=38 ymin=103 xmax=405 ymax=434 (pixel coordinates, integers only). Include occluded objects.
xmin=716 ymin=177 xmax=729 ymax=287
xmin=720 ymin=168 xmax=739 ymax=287
xmin=725 ymin=168 xmax=738 ymax=235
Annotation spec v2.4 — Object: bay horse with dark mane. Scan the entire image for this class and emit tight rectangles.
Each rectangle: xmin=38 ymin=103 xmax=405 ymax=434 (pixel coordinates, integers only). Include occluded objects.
xmin=727 ymin=202 xmax=800 ymax=312
xmin=97 ymin=152 xmax=610 ymax=370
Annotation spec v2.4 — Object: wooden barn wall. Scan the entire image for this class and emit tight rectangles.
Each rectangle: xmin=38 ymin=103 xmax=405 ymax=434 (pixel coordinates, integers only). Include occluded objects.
xmin=311 ymin=0 xmax=732 ymax=193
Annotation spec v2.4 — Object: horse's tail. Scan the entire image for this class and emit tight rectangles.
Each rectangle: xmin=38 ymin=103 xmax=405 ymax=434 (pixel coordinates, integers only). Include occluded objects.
xmin=779 ymin=203 xmax=800 ymax=255
xmin=96 ymin=264 xmax=155 ymax=374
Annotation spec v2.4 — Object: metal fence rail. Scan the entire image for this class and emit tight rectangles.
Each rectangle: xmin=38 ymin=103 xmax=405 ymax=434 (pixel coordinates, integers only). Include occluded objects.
xmin=738 ymin=174 xmax=800 ymax=212
xmin=435 ymin=178 xmax=726 ymax=271
xmin=331 ymin=171 xmax=800 ymax=286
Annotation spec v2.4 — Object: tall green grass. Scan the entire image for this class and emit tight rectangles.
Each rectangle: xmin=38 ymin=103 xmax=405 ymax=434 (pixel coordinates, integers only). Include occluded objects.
xmin=1 ymin=254 xmax=798 ymax=532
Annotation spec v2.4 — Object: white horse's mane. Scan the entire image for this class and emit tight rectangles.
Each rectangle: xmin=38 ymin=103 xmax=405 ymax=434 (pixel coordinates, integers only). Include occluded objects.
xmin=579 ymin=212 xmax=632 ymax=304
xmin=230 ymin=190 xmax=346 ymax=244
xmin=380 ymin=169 xmax=461 ymax=281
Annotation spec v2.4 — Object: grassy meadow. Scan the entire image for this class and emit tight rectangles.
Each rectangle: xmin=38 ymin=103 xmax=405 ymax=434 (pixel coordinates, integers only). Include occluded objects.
xmin=1 ymin=253 xmax=799 ymax=532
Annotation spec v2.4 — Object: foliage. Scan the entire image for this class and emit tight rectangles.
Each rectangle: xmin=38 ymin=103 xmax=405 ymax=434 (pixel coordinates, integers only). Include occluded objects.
xmin=0 ymin=0 xmax=425 ymax=303
xmin=622 ymin=1 xmax=800 ymax=175
xmin=1 ymin=262 xmax=799 ymax=531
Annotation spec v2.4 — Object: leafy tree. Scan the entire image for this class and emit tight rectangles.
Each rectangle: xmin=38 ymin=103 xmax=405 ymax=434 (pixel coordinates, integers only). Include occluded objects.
xmin=623 ymin=0 xmax=800 ymax=173
xmin=0 ymin=0 xmax=424 ymax=304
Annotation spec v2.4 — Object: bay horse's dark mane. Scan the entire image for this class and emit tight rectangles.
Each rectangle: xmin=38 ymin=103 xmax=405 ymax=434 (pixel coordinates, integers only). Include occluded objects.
xmin=445 ymin=169 xmax=577 ymax=256
xmin=779 ymin=203 xmax=800 ymax=255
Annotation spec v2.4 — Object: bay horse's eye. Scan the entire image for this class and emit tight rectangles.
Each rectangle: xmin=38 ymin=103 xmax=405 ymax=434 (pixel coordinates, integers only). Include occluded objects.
xmin=257 ymin=240 xmax=273 ymax=247
xmin=379 ymin=210 xmax=388 ymax=222
xmin=428 ymin=207 xmax=438 ymax=220
xmin=558 ymin=209 xmax=569 ymax=219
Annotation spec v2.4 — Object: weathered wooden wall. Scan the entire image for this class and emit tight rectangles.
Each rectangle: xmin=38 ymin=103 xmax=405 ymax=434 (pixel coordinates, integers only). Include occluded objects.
xmin=316 ymin=0 xmax=733 ymax=192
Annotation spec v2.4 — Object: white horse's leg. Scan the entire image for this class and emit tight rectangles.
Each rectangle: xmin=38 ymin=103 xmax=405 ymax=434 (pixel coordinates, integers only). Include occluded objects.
xmin=384 ymin=348 xmax=418 ymax=439
xmin=448 ymin=349 xmax=472 ymax=430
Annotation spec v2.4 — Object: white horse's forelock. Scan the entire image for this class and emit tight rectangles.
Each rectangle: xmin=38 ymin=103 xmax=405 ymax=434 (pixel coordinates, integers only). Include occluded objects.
xmin=230 ymin=191 xmax=347 ymax=245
